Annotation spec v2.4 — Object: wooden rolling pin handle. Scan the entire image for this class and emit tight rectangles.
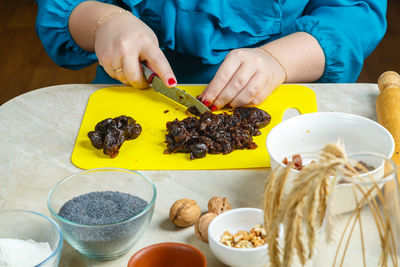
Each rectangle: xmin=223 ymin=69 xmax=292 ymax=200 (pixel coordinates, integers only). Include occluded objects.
xmin=377 ymin=71 xmax=400 ymax=163
xmin=378 ymin=71 xmax=400 ymax=92
xmin=377 ymin=71 xmax=400 ymax=205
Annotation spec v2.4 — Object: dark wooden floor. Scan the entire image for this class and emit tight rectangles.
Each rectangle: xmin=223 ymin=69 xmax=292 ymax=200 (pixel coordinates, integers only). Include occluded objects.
xmin=0 ymin=0 xmax=399 ymax=105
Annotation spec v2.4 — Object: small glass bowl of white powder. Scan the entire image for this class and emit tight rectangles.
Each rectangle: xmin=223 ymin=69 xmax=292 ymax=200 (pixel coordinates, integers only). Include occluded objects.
xmin=0 ymin=210 xmax=63 ymax=267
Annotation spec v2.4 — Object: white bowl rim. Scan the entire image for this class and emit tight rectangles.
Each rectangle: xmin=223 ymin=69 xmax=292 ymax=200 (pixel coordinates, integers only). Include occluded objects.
xmin=0 ymin=209 xmax=64 ymax=266
xmin=47 ymin=167 xmax=157 ymax=227
xmin=266 ymin=111 xmax=395 ymax=167
xmin=208 ymin=208 xmax=268 ymax=252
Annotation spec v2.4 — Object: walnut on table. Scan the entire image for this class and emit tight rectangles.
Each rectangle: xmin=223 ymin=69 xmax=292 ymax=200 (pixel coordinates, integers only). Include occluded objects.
xmin=169 ymin=199 xmax=201 ymax=227
xmin=208 ymin=196 xmax=232 ymax=215
xmin=195 ymin=212 xmax=217 ymax=242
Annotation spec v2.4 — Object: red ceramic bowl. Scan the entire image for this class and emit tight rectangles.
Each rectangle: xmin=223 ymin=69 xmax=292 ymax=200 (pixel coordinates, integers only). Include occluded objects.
xmin=127 ymin=242 xmax=207 ymax=267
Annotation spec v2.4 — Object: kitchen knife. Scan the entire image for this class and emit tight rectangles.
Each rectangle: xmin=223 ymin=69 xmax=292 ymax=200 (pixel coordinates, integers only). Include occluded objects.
xmin=141 ymin=64 xmax=210 ymax=115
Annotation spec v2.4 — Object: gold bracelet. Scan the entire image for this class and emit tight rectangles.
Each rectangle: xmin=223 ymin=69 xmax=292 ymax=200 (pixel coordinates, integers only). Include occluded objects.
xmin=258 ymin=47 xmax=288 ymax=83
xmin=94 ymin=9 xmax=131 ymax=35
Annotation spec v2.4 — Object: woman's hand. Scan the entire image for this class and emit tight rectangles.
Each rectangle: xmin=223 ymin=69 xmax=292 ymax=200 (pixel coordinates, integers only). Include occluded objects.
xmin=199 ymin=47 xmax=286 ymax=110
xmin=94 ymin=12 xmax=176 ymax=88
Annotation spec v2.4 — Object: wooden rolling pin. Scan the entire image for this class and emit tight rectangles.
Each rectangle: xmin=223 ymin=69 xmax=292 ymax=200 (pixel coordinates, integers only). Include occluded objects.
xmin=376 ymin=71 xmax=400 ymax=203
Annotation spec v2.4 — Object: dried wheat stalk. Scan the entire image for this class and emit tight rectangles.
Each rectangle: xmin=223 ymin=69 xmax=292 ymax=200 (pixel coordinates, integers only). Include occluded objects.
xmin=264 ymin=142 xmax=399 ymax=267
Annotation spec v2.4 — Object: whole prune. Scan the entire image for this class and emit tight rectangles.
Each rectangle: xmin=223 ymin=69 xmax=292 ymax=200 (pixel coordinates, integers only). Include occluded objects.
xmin=103 ymin=125 xmax=125 ymax=158
xmin=125 ymin=123 xmax=142 ymax=140
xmin=88 ymin=131 xmax=103 ymax=149
xmin=94 ymin=118 xmax=112 ymax=134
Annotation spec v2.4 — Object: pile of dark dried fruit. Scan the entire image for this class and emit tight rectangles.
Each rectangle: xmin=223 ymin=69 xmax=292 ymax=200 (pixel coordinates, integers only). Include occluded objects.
xmin=164 ymin=107 xmax=271 ymax=159
xmin=88 ymin=115 xmax=142 ymax=158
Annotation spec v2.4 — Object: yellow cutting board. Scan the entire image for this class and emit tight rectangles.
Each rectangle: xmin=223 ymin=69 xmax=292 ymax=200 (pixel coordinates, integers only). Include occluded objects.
xmin=71 ymin=85 xmax=317 ymax=170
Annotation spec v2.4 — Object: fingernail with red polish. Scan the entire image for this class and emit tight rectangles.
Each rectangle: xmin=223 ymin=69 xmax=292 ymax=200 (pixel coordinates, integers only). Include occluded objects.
xmin=168 ymin=78 xmax=176 ymax=86
xmin=202 ymin=99 xmax=211 ymax=107
xmin=210 ymin=105 xmax=218 ymax=111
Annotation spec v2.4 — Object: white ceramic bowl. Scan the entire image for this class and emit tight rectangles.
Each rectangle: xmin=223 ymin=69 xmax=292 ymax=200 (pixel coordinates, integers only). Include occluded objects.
xmin=266 ymin=112 xmax=395 ymax=214
xmin=208 ymin=208 xmax=268 ymax=267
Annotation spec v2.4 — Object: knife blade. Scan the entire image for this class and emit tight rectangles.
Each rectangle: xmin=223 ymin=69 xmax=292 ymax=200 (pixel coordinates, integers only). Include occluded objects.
xmin=142 ymin=64 xmax=210 ymax=115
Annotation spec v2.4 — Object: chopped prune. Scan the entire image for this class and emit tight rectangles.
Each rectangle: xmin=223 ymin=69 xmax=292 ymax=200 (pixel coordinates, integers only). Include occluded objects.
xmin=234 ymin=107 xmax=271 ymax=129
xmin=282 ymin=154 xmax=304 ymax=170
xmin=353 ymin=160 xmax=375 ymax=172
xmin=282 ymin=155 xmax=376 ymax=180
xmin=88 ymin=115 xmax=142 ymax=158
xmin=164 ymin=107 xmax=271 ymax=159
xmin=189 ymin=142 xmax=208 ymax=159
xmin=187 ymin=106 xmax=202 ymax=116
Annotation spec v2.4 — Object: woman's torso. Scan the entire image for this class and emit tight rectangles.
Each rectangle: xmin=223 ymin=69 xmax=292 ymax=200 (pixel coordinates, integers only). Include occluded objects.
xmin=101 ymin=0 xmax=310 ymax=83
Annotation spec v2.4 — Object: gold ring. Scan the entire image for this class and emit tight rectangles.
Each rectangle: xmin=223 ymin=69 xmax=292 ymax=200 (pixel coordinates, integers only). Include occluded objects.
xmin=114 ymin=67 xmax=124 ymax=74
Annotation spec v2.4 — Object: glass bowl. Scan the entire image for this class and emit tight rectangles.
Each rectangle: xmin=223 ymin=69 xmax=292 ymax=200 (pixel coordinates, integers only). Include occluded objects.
xmin=47 ymin=168 xmax=156 ymax=260
xmin=0 ymin=210 xmax=63 ymax=267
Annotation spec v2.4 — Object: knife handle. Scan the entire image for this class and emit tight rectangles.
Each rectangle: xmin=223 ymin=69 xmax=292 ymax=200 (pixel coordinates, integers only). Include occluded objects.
xmin=141 ymin=64 xmax=157 ymax=84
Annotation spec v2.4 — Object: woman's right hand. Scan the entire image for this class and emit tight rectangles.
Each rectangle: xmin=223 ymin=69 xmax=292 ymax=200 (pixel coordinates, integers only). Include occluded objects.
xmin=94 ymin=12 xmax=177 ymax=88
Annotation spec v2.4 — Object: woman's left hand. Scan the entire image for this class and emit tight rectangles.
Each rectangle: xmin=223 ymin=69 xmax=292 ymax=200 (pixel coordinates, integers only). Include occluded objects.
xmin=199 ymin=47 xmax=286 ymax=110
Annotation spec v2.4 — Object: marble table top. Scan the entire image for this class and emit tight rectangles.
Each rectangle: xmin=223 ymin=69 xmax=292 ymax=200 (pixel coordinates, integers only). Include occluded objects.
xmin=0 ymin=83 xmax=381 ymax=266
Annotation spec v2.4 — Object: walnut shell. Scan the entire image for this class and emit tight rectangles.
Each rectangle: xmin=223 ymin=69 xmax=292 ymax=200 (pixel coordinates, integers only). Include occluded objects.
xmin=208 ymin=196 xmax=231 ymax=215
xmin=169 ymin=198 xmax=201 ymax=227
xmin=195 ymin=212 xmax=217 ymax=242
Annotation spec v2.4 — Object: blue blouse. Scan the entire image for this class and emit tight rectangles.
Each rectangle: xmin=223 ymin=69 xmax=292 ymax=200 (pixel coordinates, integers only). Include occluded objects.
xmin=35 ymin=0 xmax=387 ymax=84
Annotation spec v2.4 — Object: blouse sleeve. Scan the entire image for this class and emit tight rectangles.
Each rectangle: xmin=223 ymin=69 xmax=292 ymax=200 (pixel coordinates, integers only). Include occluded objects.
xmin=35 ymin=0 xmax=116 ymax=70
xmin=295 ymin=0 xmax=387 ymax=82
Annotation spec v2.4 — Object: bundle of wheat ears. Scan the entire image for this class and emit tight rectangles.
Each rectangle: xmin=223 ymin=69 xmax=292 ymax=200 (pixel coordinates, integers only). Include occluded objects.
xmin=263 ymin=142 xmax=399 ymax=267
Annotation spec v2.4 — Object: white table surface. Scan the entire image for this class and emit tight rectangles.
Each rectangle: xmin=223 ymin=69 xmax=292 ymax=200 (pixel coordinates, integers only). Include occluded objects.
xmin=0 ymin=83 xmax=381 ymax=266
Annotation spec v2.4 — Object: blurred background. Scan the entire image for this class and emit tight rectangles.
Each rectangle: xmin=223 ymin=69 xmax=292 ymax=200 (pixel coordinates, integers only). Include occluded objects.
xmin=0 ymin=0 xmax=399 ymax=105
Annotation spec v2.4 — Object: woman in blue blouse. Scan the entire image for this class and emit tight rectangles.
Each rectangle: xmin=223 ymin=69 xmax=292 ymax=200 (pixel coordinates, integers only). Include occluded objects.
xmin=35 ymin=0 xmax=387 ymax=110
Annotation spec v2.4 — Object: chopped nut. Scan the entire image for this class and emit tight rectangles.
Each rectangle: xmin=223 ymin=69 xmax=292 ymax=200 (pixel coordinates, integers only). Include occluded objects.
xmin=234 ymin=240 xmax=254 ymax=248
xmin=224 ymin=240 xmax=233 ymax=247
xmin=233 ymin=232 xmax=244 ymax=243
xmin=251 ymin=224 xmax=267 ymax=237
xmin=220 ymin=231 xmax=234 ymax=246
xmin=221 ymin=231 xmax=233 ymax=241
xmin=223 ymin=230 xmax=232 ymax=236
xmin=238 ymin=230 xmax=252 ymax=241
xmin=252 ymin=236 xmax=265 ymax=247
xmin=219 ymin=224 xmax=267 ymax=249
